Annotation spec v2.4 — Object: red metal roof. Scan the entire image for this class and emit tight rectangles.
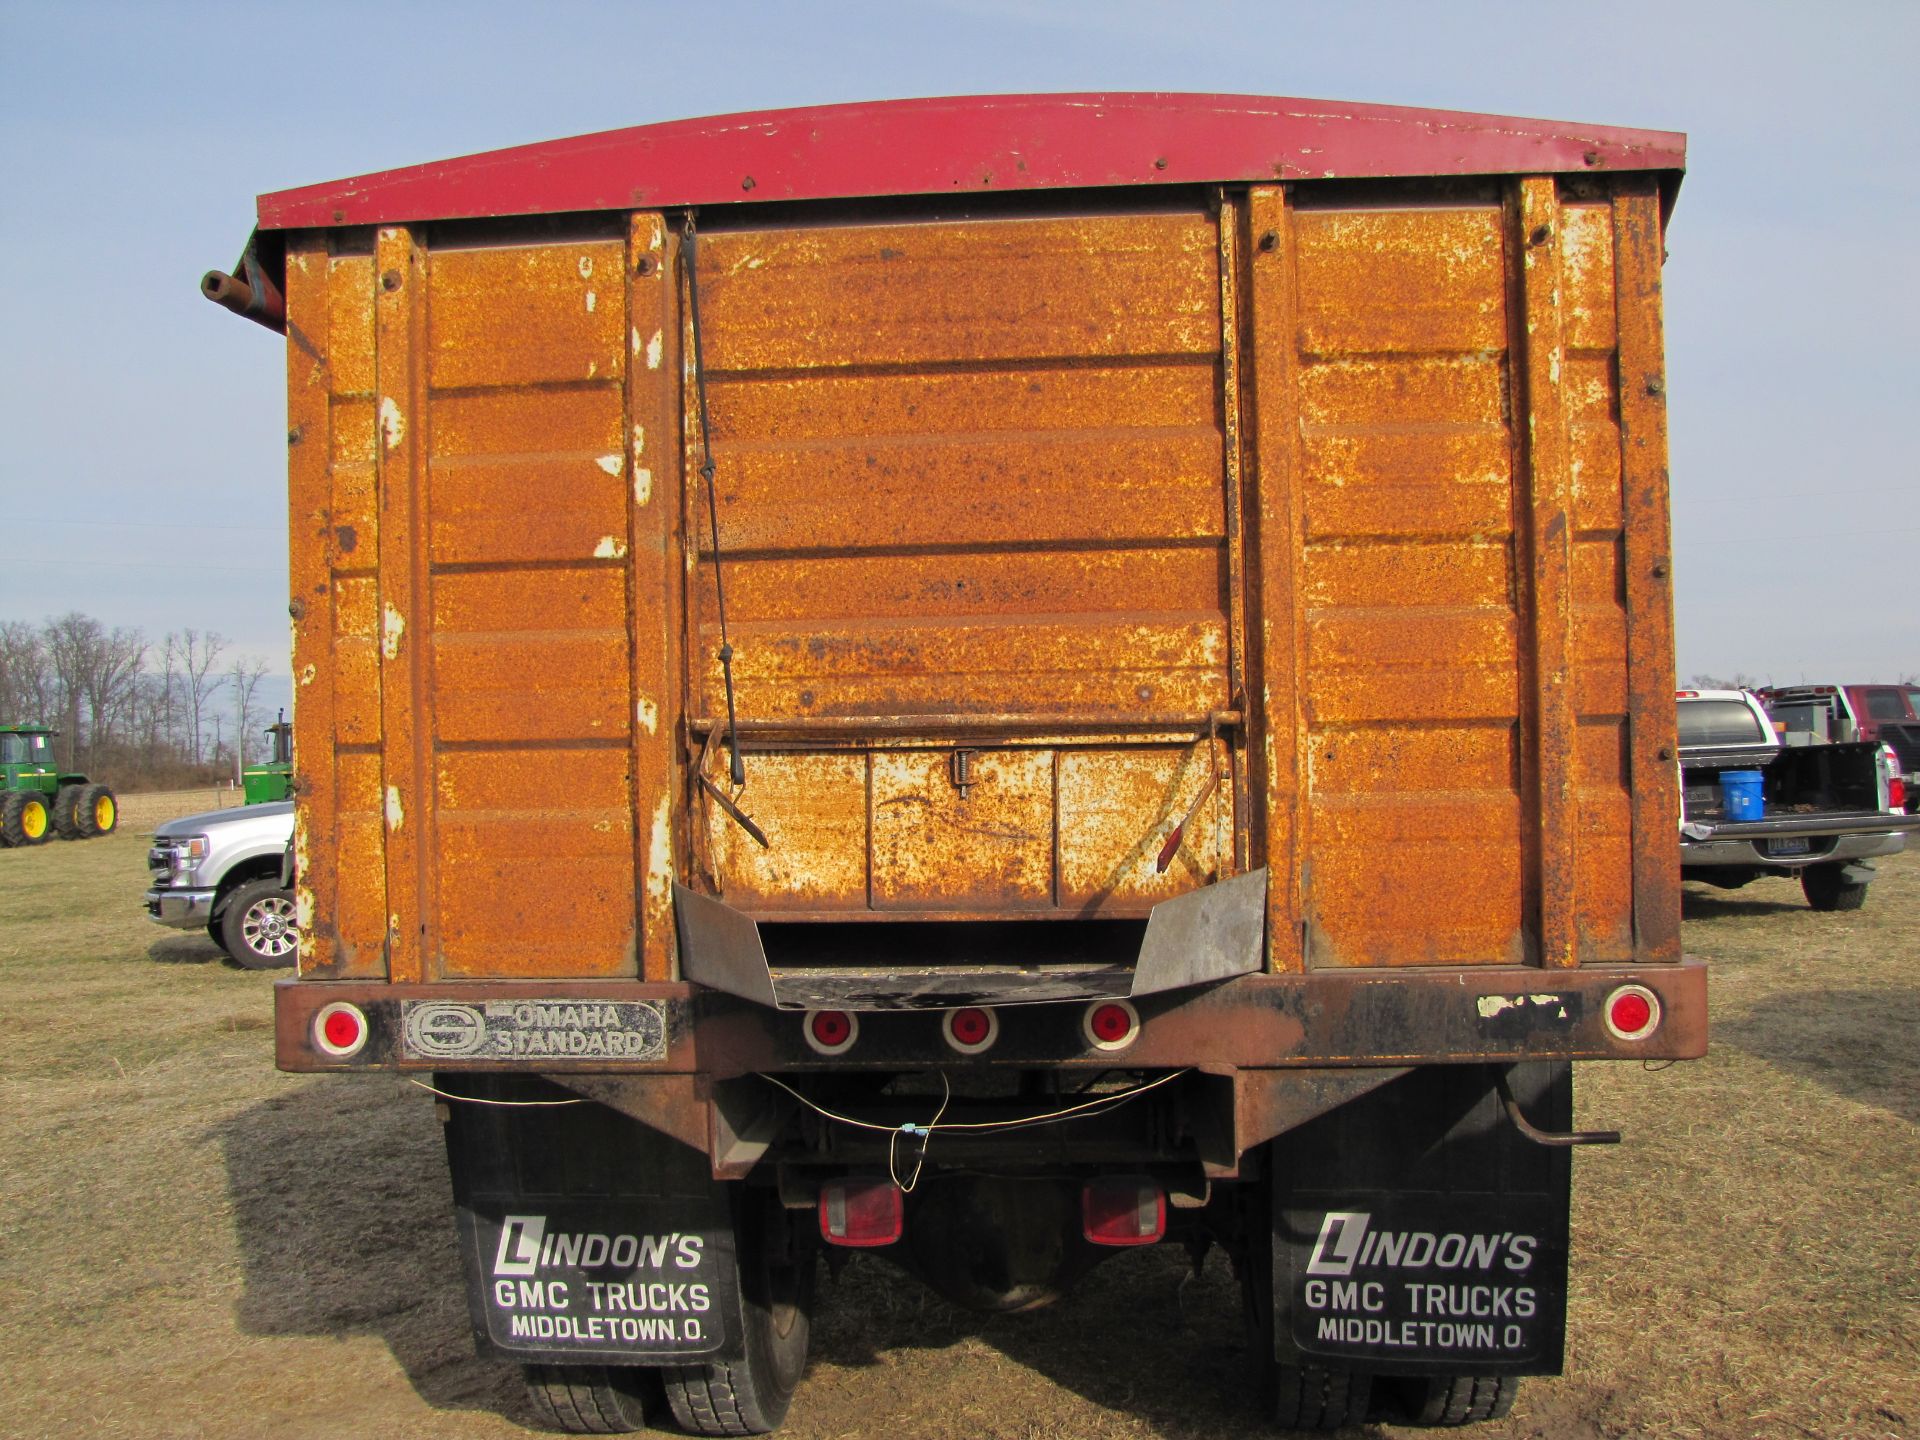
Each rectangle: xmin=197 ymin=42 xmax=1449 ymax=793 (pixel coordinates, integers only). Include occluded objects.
xmin=257 ymin=93 xmax=1685 ymax=232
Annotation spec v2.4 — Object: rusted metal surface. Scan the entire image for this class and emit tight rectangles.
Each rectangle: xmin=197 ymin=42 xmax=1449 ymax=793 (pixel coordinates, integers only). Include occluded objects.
xmin=268 ymin=137 xmax=1685 ymax=993
xmin=1519 ymin=176 xmax=1580 ymax=968
xmin=201 ymin=261 xmax=285 ymax=332
xmin=273 ymin=960 xmax=1708 ymax=1079
xmin=250 ymin=95 xmax=1685 ymax=234
xmin=1614 ymin=182 xmax=1684 ymax=959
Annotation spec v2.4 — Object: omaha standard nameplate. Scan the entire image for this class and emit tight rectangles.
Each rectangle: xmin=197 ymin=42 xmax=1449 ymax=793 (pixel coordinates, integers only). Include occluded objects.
xmin=401 ymin=999 xmax=667 ymax=1061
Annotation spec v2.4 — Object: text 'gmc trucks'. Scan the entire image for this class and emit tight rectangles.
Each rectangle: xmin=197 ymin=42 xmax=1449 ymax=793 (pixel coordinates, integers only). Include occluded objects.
xmin=208 ymin=93 xmax=1705 ymax=1433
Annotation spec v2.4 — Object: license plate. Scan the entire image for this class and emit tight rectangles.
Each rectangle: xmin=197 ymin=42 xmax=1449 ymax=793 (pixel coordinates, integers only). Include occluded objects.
xmin=1765 ymin=837 xmax=1811 ymax=857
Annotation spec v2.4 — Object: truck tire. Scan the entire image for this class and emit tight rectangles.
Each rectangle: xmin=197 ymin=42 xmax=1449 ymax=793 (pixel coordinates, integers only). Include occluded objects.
xmin=52 ymin=784 xmax=83 ymax=839
xmin=74 ymin=783 xmax=117 ymax=838
xmin=523 ymin=1363 xmax=661 ymax=1434
xmin=1274 ymin=1364 xmax=1373 ymax=1431
xmin=219 ymin=878 xmax=300 ymax=968
xmin=1410 ymin=1374 xmax=1519 ymax=1425
xmin=1800 ymin=863 xmax=1868 ymax=912
xmin=663 ymin=1191 xmax=814 ymax=1435
xmin=1 ymin=791 xmax=54 ymax=846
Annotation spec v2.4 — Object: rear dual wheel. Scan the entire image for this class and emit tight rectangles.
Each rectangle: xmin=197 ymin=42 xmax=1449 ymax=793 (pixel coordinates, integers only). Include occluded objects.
xmin=521 ymin=1190 xmax=814 ymax=1437
xmin=1801 ymin=862 xmax=1868 ymax=912
xmin=663 ymin=1190 xmax=814 ymax=1436
xmin=523 ymin=1364 xmax=662 ymax=1434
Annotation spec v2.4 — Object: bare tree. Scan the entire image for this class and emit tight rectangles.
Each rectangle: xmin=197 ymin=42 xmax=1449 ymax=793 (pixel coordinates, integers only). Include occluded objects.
xmin=42 ymin=612 xmax=100 ymax=769
xmin=83 ymin=626 xmax=147 ymax=757
xmin=0 ymin=620 xmax=52 ymax=722
xmin=178 ymin=629 xmax=227 ymax=764
xmin=227 ymin=655 xmax=270 ymax=783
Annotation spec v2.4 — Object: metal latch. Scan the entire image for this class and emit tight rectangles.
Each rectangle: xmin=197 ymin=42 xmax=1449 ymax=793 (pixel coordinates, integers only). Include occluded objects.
xmin=949 ymin=749 xmax=977 ymax=799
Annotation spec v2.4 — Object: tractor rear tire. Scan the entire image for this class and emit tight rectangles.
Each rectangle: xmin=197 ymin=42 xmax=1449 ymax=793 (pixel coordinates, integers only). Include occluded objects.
xmin=52 ymin=784 xmax=84 ymax=839
xmin=74 ymin=783 xmax=117 ymax=838
xmin=2 ymin=791 xmax=55 ymax=847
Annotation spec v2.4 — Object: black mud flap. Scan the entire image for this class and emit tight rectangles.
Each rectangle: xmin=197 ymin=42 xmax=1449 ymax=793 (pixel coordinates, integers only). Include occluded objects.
xmin=1269 ymin=1063 xmax=1571 ymax=1378
xmin=441 ymin=1073 xmax=745 ymax=1367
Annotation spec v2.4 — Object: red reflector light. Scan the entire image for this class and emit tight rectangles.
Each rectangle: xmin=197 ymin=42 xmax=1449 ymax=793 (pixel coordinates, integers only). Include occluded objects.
xmin=942 ymin=1006 xmax=999 ymax=1054
xmin=1603 ymin=985 xmax=1660 ymax=1042
xmin=312 ymin=1001 xmax=368 ymax=1059
xmin=1081 ymin=1177 xmax=1166 ymax=1247
xmin=804 ymin=1009 xmax=858 ymax=1056
xmin=1082 ymin=999 xmax=1139 ymax=1051
xmin=819 ymin=1178 xmax=903 ymax=1247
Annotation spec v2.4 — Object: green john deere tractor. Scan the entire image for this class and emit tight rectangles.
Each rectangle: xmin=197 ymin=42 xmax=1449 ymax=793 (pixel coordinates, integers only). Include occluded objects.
xmin=0 ymin=725 xmax=118 ymax=846
xmin=242 ymin=711 xmax=293 ymax=804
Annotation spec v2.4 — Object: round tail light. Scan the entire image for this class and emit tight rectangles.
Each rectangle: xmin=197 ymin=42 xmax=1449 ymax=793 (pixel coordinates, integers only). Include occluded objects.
xmin=1603 ymin=985 xmax=1660 ymax=1042
xmin=1082 ymin=998 xmax=1140 ymax=1052
xmin=942 ymin=1006 xmax=999 ymax=1055
xmin=313 ymin=1001 xmax=369 ymax=1059
xmin=803 ymin=1008 xmax=859 ymax=1056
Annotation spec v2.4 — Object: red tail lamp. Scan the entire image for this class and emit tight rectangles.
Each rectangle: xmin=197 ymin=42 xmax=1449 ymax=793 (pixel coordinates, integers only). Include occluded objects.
xmin=1603 ymin=985 xmax=1660 ymax=1042
xmin=942 ymin=1006 xmax=999 ymax=1055
xmin=819 ymin=1178 xmax=903 ymax=1247
xmin=313 ymin=1001 xmax=368 ymax=1059
xmin=803 ymin=1008 xmax=859 ymax=1056
xmin=1081 ymin=1176 xmax=1166 ymax=1247
xmin=1082 ymin=998 xmax=1140 ymax=1052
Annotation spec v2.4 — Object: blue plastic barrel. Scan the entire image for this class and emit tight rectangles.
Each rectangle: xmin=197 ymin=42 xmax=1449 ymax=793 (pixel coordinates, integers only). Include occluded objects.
xmin=1720 ymin=770 xmax=1765 ymax=821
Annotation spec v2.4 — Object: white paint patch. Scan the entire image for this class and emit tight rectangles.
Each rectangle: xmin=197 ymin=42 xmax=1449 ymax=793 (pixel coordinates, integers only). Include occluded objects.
xmin=632 ymin=423 xmax=646 ymax=457
xmin=645 ymin=796 xmax=674 ymax=910
xmin=578 ymin=255 xmax=594 ymax=279
xmin=585 ymin=290 xmax=597 ymax=314
xmin=596 ymin=453 xmax=624 ymax=476
xmin=1476 ymin=996 xmax=1518 ymax=1019
xmin=636 ymin=697 xmax=659 ymax=735
xmin=295 ymin=885 xmax=315 ymax=935
xmin=587 ymin=361 xmax=598 ymax=380
xmin=378 ymin=396 xmax=405 ymax=451
xmin=298 ymin=664 xmax=317 ymax=686
xmin=594 ymin=535 xmax=628 ymax=559
xmin=631 ymin=326 xmax=642 ymax=356
xmin=385 ymin=785 xmax=405 ymax=832
xmin=634 ymin=467 xmax=653 ymax=506
xmin=382 ymin=603 xmax=406 ymax=659
xmin=645 ymin=329 xmax=664 ymax=370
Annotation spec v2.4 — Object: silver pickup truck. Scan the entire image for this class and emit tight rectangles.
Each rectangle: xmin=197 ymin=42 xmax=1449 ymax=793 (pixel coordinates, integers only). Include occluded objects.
xmin=1677 ymin=689 xmax=1918 ymax=910
xmin=144 ymin=801 xmax=297 ymax=967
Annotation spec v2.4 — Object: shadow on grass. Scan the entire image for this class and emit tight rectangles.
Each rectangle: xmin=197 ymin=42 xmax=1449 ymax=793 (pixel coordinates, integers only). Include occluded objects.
xmin=148 ymin=933 xmax=222 ymax=965
xmin=1679 ymin=887 xmax=1804 ymax=919
xmin=218 ymin=1083 xmax=1407 ymax=1438
xmin=1713 ymin=986 xmax=1920 ymax=1125
xmin=217 ymin=1078 xmax=539 ymax=1426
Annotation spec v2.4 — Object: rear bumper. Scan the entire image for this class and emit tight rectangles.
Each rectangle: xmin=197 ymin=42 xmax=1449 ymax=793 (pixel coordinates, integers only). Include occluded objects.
xmin=275 ymin=963 xmax=1704 ymax=1177
xmin=275 ymin=961 xmax=1707 ymax=1076
xmin=1681 ymin=830 xmax=1906 ymax=871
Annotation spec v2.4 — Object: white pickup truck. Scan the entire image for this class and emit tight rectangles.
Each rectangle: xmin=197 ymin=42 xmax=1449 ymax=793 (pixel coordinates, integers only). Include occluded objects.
xmin=1677 ymin=689 xmax=1918 ymax=910
xmin=144 ymin=801 xmax=298 ymax=967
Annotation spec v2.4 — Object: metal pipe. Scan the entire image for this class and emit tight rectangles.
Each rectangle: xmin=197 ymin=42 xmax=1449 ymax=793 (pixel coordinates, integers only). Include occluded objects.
xmin=201 ymin=261 xmax=286 ymax=333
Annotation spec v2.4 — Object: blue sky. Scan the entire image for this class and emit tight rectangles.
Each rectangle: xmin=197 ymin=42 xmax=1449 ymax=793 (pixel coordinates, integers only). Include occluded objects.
xmin=3 ymin=0 xmax=1915 ymax=695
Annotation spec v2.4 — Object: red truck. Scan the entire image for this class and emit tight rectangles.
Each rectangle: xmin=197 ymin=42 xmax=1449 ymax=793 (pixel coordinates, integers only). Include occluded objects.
xmin=208 ymin=94 xmax=1702 ymax=1433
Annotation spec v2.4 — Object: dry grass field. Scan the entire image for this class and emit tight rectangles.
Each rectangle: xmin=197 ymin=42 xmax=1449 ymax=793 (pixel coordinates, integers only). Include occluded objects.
xmin=1 ymin=831 xmax=1913 ymax=1440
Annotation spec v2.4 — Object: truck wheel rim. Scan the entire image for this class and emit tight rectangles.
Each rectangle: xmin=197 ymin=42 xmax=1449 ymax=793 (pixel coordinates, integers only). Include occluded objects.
xmin=245 ymin=896 xmax=299 ymax=958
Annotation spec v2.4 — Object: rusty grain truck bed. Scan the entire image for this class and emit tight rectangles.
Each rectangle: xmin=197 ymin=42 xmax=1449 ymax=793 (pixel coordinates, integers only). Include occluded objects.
xmin=211 ymin=93 xmax=1699 ymax=1434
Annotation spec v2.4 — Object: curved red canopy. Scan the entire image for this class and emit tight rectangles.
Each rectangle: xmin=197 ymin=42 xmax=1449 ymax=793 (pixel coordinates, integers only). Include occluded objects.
xmin=256 ymin=92 xmax=1685 ymax=231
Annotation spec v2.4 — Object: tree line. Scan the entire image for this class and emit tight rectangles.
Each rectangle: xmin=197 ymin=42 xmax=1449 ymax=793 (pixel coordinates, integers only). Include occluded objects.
xmin=0 ymin=612 xmax=280 ymax=790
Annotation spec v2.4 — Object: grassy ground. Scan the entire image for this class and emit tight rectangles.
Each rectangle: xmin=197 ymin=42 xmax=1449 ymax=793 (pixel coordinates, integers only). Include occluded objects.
xmin=0 ymin=833 xmax=1913 ymax=1440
